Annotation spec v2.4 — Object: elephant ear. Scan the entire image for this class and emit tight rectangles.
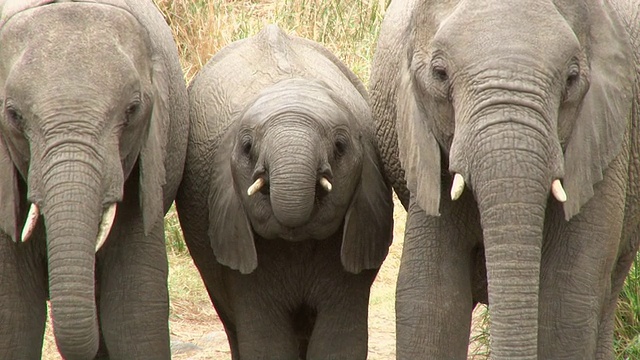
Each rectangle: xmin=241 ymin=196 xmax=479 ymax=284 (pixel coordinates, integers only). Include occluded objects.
xmin=341 ymin=140 xmax=394 ymax=274
xmin=395 ymin=54 xmax=442 ymax=216
xmin=207 ymin=125 xmax=257 ymax=274
xmin=561 ymin=4 xmax=634 ymax=220
xmin=0 ymin=135 xmax=19 ymax=241
xmin=139 ymin=59 xmax=168 ymax=235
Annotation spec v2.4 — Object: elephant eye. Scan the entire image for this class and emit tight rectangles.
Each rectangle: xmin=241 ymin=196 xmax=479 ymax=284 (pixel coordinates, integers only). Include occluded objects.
xmin=241 ymin=135 xmax=253 ymax=156
xmin=566 ymin=64 xmax=580 ymax=88
xmin=432 ymin=66 xmax=448 ymax=81
xmin=562 ymin=62 xmax=582 ymax=103
xmin=431 ymin=62 xmax=449 ymax=82
xmin=124 ymin=102 xmax=141 ymax=126
xmin=334 ymin=138 xmax=348 ymax=158
xmin=4 ymin=105 xmax=24 ymax=130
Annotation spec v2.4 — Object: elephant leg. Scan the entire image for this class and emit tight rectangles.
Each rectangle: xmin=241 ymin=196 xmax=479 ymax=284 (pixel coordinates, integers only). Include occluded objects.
xmin=305 ymin=272 xmax=375 ymax=360
xmin=96 ymin=212 xmax=170 ymax=359
xmin=234 ymin=301 xmax=298 ymax=359
xmin=0 ymin=237 xmax=47 ymax=359
xmin=177 ymin=200 xmax=241 ymax=359
xmin=190 ymin=246 xmax=241 ymax=359
xmin=539 ymin=158 xmax=628 ymax=359
xmin=396 ymin=193 xmax=478 ymax=360
xmin=213 ymin=303 xmax=240 ymax=360
xmin=595 ymin=228 xmax=640 ymax=360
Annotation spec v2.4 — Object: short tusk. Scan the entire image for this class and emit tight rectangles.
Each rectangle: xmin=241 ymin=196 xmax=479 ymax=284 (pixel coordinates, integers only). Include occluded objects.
xmin=96 ymin=204 xmax=117 ymax=253
xmin=320 ymin=177 xmax=332 ymax=192
xmin=247 ymin=177 xmax=265 ymax=196
xmin=450 ymin=173 xmax=465 ymax=200
xmin=21 ymin=204 xmax=40 ymax=242
xmin=551 ymin=179 xmax=567 ymax=203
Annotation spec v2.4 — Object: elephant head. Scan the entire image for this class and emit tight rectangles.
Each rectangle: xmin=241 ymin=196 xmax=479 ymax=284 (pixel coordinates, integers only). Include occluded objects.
xmin=0 ymin=2 xmax=170 ymax=358
xmin=207 ymin=78 xmax=393 ymax=275
xmin=396 ymin=0 xmax=633 ymax=357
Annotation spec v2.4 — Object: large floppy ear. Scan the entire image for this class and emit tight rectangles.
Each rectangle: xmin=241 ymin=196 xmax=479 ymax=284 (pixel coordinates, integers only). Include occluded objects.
xmin=396 ymin=53 xmax=442 ymax=216
xmin=0 ymin=135 xmax=19 ymax=241
xmin=341 ymin=138 xmax=394 ymax=274
xmin=561 ymin=4 xmax=634 ymax=220
xmin=207 ymin=126 xmax=257 ymax=274
xmin=139 ymin=59 xmax=169 ymax=235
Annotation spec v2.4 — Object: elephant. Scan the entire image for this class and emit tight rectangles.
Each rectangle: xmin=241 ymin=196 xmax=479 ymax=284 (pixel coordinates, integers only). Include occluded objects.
xmin=175 ymin=24 xmax=393 ymax=360
xmin=0 ymin=0 xmax=188 ymax=359
xmin=369 ymin=0 xmax=640 ymax=358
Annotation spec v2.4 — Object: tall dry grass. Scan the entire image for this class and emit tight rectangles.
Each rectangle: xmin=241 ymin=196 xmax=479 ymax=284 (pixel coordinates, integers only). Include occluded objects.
xmin=154 ymin=0 xmax=386 ymax=84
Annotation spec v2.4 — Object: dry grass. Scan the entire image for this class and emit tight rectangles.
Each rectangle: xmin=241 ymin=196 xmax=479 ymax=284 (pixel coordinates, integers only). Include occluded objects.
xmin=154 ymin=0 xmax=385 ymax=84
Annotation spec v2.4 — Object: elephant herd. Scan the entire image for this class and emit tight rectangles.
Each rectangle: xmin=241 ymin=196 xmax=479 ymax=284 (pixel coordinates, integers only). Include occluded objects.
xmin=0 ymin=0 xmax=638 ymax=359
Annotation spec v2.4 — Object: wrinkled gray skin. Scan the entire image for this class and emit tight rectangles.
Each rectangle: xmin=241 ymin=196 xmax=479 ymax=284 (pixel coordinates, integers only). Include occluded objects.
xmin=370 ymin=0 xmax=640 ymax=358
xmin=0 ymin=1 xmax=188 ymax=359
xmin=176 ymin=25 xmax=393 ymax=360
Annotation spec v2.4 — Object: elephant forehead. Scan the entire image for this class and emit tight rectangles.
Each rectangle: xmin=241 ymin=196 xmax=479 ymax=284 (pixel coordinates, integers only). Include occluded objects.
xmin=240 ymin=78 xmax=354 ymax=129
xmin=432 ymin=0 xmax=580 ymax=66
xmin=1 ymin=2 xmax=149 ymax=55
xmin=2 ymin=3 xmax=151 ymax=94
xmin=0 ymin=0 xmax=133 ymax=30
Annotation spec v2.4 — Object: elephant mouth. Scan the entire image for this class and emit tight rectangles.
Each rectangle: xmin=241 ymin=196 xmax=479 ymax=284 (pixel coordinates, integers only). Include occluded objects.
xmin=276 ymin=225 xmax=312 ymax=242
xmin=21 ymin=202 xmax=118 ymax=252
xmin=253 ymin=218 xmax=329 ymax=242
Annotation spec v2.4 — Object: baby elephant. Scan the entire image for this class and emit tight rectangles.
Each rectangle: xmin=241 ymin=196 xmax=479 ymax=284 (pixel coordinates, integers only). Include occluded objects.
xmin=176 ymin=25 xmax=393 ymax=359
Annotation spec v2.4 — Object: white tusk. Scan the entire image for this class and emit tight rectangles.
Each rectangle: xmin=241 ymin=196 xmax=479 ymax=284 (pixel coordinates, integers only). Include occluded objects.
xmin=95 ymin=204 xmax=117 ymax=253
xmin=21 ymin=204 xmax=40 ymax=242
xmin=551 ymin=179 xmax=567 ymax=203
xmin=247 ymin=178 xmax=265 ymax=196
xmin=320 ymin=177 xmax=332 ymax=192
xmin=450 ymin=173 xmax=465 ymax=200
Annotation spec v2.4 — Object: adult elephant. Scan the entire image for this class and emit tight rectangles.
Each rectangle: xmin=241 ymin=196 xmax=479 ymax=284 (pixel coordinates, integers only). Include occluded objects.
xmin=0 ymin=1 xmax=188 ymax=359
xmin=176 ymin=25 xmax=393 ymax=359
xmin=370 ymin=0 xmax=639 ymax=358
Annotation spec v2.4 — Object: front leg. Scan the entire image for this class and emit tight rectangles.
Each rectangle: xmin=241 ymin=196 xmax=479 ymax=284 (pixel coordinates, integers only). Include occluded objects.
xmin=0 ymin=237 xmax=47 ymax=359
xmin=230 ymin=277 xmax=299 ymax=360
xmin=305 ymin=269 xmax=377 ymax=360
xmin=539 ymin=154 xmax=629 ymax=359
xmin=396 ymin=192 xmax=479 ymax=360
xmin=96 ymin=205 xmax=170 ymax=359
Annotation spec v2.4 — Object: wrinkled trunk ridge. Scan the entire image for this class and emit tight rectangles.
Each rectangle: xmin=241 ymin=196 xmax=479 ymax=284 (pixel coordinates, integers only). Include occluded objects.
xmin=43 ymin=155 xmax=103 ymax=359
xmin=469 ymin=121 xmax=551 ymax=359
xmin=267 ymin=127 xmax=319 ymax=228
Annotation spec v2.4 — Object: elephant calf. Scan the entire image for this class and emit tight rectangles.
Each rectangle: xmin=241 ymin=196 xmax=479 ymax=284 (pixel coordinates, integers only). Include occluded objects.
xmin=176 ymin=24 xmax=393 ymax=359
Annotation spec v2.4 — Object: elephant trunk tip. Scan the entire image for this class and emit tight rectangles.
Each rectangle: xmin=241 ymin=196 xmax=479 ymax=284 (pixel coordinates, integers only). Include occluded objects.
xmin=52 ymin=314 xmax=100 ymax=360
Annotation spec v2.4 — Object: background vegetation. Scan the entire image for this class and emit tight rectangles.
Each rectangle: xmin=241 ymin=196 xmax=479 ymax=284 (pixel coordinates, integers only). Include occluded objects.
xmin=43 ymin=0 xmax=639 ymax=358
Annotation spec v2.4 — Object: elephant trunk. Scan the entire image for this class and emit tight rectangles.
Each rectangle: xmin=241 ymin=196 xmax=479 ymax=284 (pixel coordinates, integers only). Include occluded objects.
xmin=477 ymin=184 xmax=544 ymax=359
xmin=465 ymin=117 xmax=555 ymax=359
xmin=41 ymin=145 xmax=104 ymax=359
xmin=267 ymin=127 xmax=319 ymax=228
